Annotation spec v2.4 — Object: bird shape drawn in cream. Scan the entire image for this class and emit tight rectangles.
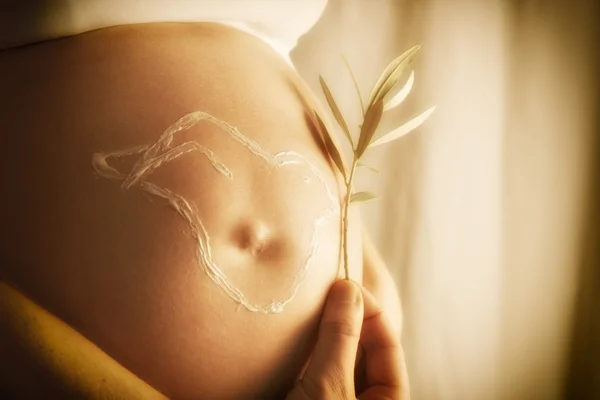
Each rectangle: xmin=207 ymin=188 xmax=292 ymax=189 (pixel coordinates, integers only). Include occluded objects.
xmin=92 ymin=111 xmax=339 ymax=314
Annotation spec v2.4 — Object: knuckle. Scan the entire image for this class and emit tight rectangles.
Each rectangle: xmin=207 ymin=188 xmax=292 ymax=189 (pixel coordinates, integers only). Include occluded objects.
xmin=321 ymin=317 xmax=360 ymax=339
xmin=301 ymin=368 xmax=351 ymax=400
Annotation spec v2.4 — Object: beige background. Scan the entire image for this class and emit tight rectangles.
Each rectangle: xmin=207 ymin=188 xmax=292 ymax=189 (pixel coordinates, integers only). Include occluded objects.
xmin=292 ymin=1 xmax=599 ymax=399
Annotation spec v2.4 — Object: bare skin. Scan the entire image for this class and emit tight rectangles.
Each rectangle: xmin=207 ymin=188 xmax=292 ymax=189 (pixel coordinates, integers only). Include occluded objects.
xmin=0 ymin=22 xmax=402 ymax=399
xmin=288 ymin=279 xmax=409 ymax=400
xmin=0 ymin=278 xmax=169 ymax=399
xmin=0 ymin=277 xmax=406 ymax=399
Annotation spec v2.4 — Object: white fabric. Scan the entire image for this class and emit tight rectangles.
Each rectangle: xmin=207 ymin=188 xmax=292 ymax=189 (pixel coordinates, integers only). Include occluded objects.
xmin=0 ymin=0 xmax=328 ymax=64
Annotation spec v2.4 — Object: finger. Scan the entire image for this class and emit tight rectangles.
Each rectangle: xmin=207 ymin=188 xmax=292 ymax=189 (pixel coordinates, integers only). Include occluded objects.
xmin=302 ymin=279 xmax=363 ymax=398
xmin=354 ymin=343 xmax=367 ymax=394
xmin=359 ymin=286 xmax=410 ymax=398
xmin=355 ymin=343 xmax=365 ymax=369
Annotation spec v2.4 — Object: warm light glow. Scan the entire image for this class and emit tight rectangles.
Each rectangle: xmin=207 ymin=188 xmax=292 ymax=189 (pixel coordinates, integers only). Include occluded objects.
xmin=294 ymin=1 xmax=598 ymax=399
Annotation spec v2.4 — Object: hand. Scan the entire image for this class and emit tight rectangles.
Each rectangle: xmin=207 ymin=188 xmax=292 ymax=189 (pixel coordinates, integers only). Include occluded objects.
xmin=286 ymin=279 xmax=410 ymax=400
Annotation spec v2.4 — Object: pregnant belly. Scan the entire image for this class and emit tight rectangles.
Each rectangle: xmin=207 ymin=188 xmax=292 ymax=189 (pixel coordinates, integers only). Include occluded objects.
xmin=0 ymin=23 xmax=363 ymax=399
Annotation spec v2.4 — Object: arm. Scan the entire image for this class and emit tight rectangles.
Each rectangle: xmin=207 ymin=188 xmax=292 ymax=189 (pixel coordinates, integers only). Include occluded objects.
xmin=361 ymin=227 xmax=404 ymax=338
xmin=0 ymin=279 xmax=168 ymax=399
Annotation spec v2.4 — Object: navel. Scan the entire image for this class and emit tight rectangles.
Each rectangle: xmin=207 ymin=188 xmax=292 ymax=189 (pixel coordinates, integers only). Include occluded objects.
xmin=232 ymin=220 xmax=272 ymax=258
xmin=92 ymin=111 xmax=338 ymax=314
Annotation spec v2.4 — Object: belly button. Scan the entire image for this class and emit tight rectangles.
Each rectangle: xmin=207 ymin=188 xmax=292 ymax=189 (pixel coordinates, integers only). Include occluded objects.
xmin=232 ymin=220 xmax=272 ymax=257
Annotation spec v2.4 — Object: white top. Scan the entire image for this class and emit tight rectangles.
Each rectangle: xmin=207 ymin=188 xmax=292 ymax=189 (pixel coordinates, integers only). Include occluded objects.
xmin=0 ymin=0 xmax=328 ymax=64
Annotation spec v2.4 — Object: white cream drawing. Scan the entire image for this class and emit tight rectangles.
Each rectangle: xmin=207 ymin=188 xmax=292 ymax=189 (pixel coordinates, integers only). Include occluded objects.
xmin=92 ymin=111 xmax=338 ymax=314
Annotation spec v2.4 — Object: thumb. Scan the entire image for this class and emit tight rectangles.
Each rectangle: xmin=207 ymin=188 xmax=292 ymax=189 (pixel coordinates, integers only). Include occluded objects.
xmin=302 ymin=279 xmax=363 ymax=398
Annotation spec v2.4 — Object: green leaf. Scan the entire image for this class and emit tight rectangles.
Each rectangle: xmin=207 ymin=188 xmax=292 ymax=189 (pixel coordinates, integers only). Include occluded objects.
xmin=314 ymin=111 xmax=347 ymax=180
xmin=369 ymin=106 xmax=436 ymax=148
xmin=356 ymin=99 xmax=384 ymax=157
xmin=367 ymin=45 xmax=421 ymax=108
xmin=341 ymin=55 xmax=365 ymax=116
xmin=384 ymin=70 xmax=414 ymax=111
xmin=319 ymin=76 xmax=354 ymax=147
xmin=357 ymin=162 xmax=380 ymax=173
xmin=350 ymin=191 xmax=379 ymax=204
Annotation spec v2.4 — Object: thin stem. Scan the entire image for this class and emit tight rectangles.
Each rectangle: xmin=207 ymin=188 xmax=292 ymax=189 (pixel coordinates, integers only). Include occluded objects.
xmin=341 ymin=55 xmax=365 ymax=117
xmin=342 ymin=158 xmax=358 ymax=280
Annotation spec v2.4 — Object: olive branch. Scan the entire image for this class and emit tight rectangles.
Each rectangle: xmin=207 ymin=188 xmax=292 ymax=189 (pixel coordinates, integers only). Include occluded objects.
xmin=315 ymin=45 xmax=436 ymax=280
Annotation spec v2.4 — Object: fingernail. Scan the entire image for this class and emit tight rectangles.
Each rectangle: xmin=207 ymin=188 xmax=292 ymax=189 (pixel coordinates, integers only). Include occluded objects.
xmin=331 ymin=279 xmax=361 ymax=304
xmin=349 ymin=280 xmax=362 ymax=304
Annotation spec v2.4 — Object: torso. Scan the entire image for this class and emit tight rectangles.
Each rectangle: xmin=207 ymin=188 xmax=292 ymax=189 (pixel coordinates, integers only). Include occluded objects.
xmin=0 ymin=23 xmax=362 ymax=399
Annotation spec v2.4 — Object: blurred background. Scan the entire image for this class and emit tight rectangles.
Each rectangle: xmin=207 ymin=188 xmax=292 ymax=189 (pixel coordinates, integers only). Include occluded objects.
xmin=292 ymin=1 xmax=599 ymax=399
